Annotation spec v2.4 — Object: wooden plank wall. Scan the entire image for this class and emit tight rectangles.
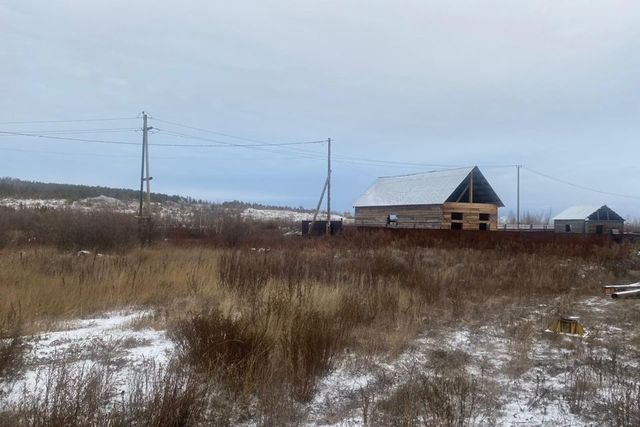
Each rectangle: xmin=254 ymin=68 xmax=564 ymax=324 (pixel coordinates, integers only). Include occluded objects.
xmin=554 ymin=220 xmax=586 ymax=233
xmin=354 ymin=205 xmax=443 ymax=228
xmin=586 ymin=220 xmax=624 ymax=234
xmin=355 ymin=203 xmax=501 ymax=230
xmin=442 ymin=202 xmax=498 ymax=231
xmin=554 ymin=220 xmax=624 ymax=234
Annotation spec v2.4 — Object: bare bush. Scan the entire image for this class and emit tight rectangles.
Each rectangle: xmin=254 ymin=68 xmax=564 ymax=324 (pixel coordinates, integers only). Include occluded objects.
xmin=1 ymin=360 xmax=229 ymax=427
xmin=373 ymin=373 xmax=484 ymax=426
xmin=0 ymin=304 xmax=24 ymax=386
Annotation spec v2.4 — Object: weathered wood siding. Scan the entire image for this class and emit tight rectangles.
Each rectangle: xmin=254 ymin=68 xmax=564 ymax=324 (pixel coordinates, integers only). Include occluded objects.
xmin=355 ymin=202 xmax=500 ymax=230
xmin=555 ymin=219 xmax=624 ymax=234
xmin=586 ymin=220 xmax=624 ymax=234
xmin=554 ymin=220 xmax=586 ymax=233
xmin=442 ymin=202 xmax=498 ymax=230
xmin=354 ymin=205 xmax=443 ymax=228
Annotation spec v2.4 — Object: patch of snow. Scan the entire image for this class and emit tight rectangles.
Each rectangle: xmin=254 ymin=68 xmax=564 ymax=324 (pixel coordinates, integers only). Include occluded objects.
xmin=0 ymin=310 xmax=174 ymax=410
xmin=241 ymin=207 xmax=347 ymax=223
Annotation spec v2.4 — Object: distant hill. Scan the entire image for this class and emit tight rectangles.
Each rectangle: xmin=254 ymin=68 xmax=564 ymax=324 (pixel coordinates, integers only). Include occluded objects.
xmin=0 ymin=177 xmax=186 ymax=203
xmin=0 ymin=177 xmax=324 ymax=214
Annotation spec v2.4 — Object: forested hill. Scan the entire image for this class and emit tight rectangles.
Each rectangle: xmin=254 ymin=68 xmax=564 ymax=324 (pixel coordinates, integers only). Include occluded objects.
xmin=0 ymin=177 xmax=186 ymax=203
xmin=0 ymin=177 xmax=317 ymax=213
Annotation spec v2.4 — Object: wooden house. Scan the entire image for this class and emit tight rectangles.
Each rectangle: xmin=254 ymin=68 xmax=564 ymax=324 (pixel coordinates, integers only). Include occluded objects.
xmin=353 ymin=166 xmax=504 ymax=230
xmin=552 ymin=205 xmax=624 ymax=234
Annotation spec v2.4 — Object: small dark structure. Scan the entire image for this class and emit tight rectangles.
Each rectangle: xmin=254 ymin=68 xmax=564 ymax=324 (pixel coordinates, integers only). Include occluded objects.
xmin=302 ymin=220 xmax=343 ymax=236
xmin=553 ymin=205 xmax=624 ymax=234
xmin=353 ymin=166 xmax=504 ymax=230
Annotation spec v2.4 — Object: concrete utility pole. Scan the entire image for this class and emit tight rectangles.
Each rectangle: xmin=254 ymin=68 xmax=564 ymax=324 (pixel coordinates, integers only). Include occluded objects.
xmin=138 ymin=112 xmax=154 ymax=244
xmin=138 ymin=113 xmax=147 ymax=217
xmin=308 ymin=138 xmax=332 ymax=236
xmin=144 ymin=114 xmax=152 ymax=216
xmin=516 ymin=164 xmax=522 ymax=229
xmin=326 ymin=137 xmax=331 ymax=235
xmin=138 ymin=112 xmax=154 ymax=217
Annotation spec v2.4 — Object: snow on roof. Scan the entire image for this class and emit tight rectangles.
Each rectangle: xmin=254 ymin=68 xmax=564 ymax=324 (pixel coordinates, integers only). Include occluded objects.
xmin=353 ymin=167 xmax=474 ymax=207
xmin=552 ymin=205 xmax=603 ymax=221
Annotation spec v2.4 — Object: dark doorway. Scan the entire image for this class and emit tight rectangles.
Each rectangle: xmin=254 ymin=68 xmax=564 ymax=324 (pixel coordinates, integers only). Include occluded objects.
xmin=451 ymin=222 xmax=463 ymax=230
xmin=595 ymin=225 xmax=604 ymax=235
xmin=479 ymin=223 xmax=488 ymax=231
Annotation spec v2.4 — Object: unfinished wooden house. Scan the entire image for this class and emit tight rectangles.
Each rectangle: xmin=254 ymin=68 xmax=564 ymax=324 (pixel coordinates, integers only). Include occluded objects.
xmin=353 ymin=166 xmax=504 ymax=230
xmin=552 ymin=205 xmax=624 ymax=234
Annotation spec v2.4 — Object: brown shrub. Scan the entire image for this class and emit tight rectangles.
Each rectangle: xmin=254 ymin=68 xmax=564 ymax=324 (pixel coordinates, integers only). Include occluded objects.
xmin=373 ymin=373 xmax=485 ymax=426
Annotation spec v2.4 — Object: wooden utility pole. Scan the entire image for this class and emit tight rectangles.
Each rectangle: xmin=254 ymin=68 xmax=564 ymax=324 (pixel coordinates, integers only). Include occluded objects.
xmin=326 ymin=137 xmax=331 ymax=235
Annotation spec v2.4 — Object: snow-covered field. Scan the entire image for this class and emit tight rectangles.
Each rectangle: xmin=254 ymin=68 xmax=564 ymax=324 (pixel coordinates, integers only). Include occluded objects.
xmin=3 ymin=295 xmax=636 ymax=425
xmin=0 ymin=310 xmax=174 ymax=411
xmin=0 ymin=196 xmax=352 ymax=225
xmin=241 ymin=207 xmax=350 ymax=223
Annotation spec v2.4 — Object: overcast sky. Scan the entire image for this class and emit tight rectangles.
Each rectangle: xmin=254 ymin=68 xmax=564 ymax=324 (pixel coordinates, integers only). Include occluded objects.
xmin=1 ymin=1 xmax=639 ymax=217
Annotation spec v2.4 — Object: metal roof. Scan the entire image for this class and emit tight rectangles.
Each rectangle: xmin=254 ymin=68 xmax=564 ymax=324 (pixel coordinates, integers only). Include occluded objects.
xmin=353 ymin=167 xmax=475 ymax=207
xmin=552 ymin=205 xmax=604 ymax=221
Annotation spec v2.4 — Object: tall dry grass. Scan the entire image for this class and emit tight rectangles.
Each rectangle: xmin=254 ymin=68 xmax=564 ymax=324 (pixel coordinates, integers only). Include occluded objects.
xmin=0 ymin=231 xmax=637 ymax=424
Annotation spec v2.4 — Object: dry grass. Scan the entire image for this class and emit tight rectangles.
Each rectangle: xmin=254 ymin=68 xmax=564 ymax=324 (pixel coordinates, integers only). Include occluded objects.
xmin=0 ymin=306 xmax=24 ymax=388
xmin=0 ymin=247 xmax=223 ymax=330
xmin=0 ymin=230 xmax=638 ymax=425
xmin=0 ymin=361 xmax=220 ymax=427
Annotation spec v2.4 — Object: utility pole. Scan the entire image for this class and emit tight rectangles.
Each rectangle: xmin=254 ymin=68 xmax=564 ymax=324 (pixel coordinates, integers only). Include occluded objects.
xmin=516 ymin=164 xmax=522 ymax=229
xmin=138 ymin=112 xmax=153 ymax=243
xmin=308 ymin=138 xmax=332 ymax=236
xmin=144 ymin=115 xmax=152 ymax=216
xmin=138 ymin=113 xmax=147 ymax=217
xmin=326 ymin=137 xmax=331 ymax=235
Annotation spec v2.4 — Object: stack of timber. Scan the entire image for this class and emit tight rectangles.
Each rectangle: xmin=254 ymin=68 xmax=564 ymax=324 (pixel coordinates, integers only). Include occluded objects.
xmin=602 ymin=282 xmax=640 ymax=299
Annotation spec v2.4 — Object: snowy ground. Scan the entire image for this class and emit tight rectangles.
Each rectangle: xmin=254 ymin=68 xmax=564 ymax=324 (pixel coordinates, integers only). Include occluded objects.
xmin=305 ymin=295 xmax=638 ymax=426
xmin=241 ymin=207 xmax=350 ymax=223
xmin=0 ymin=196 xmax=352 ymax=225
xmin=0 ymin=310 xmax=174 ymax=411
xmin=2 ymin=295 xmax=637 ymax=425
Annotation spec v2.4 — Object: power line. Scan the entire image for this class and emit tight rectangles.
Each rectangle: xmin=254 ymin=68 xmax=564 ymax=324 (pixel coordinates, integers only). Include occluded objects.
xmin=0 ymin=131 xmax=140 ymax=146
xmin=0 ymin=130 xmax=329 ymax=152
xmin=0 ymin=116 xmax=515 ymax=171
xmin=0 ymin=145 xmax=140 ymax=159
xmin=151 ymin=117 xmax=297 ymax=145
xmin=524 ymin=166 xmax=640 ymax=200
xmin=0 ymin=117 xmax=139 ymax=125
xmin=0 ymin=128 xmax=139 ymax=135
xmin=1 ymin=129 xmax=513 ymax=170
xmin=154 ymin=129 xmax=328 ymax=147
xmin=148 ymin=117 xmax=484 ymax=169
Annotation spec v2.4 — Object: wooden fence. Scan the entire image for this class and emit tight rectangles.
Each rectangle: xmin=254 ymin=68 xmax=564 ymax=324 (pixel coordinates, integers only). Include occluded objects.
xmin=498 ymin=224 xmax=554 ymax=232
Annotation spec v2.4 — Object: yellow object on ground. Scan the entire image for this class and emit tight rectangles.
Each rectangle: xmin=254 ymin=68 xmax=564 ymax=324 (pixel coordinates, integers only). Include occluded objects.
xmin=547 ymin=317 xmax=586 ymax=336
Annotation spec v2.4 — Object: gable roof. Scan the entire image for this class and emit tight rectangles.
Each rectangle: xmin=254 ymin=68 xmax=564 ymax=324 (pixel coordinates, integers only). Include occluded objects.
xmin=553 ymin=205 xmax=625 ymax=221
xmin=353 ymin=166 xmax=503 ymax=208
